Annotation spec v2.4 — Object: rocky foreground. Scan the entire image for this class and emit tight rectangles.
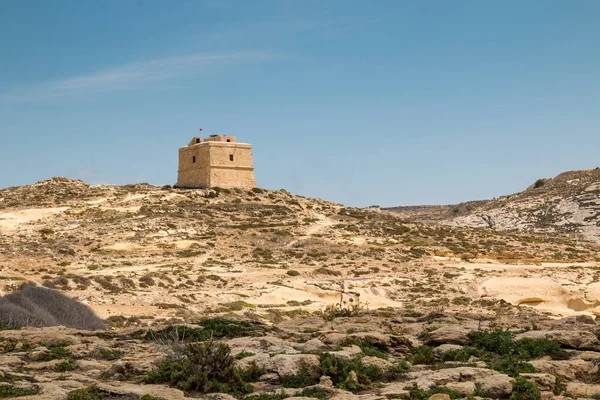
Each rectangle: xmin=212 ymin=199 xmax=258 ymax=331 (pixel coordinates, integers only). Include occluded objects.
xmin=2 ymin=309 xmax=600 ymax=399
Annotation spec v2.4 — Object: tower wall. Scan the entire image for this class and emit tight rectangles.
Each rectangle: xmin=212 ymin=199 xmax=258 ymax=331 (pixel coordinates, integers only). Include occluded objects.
xmin=176 ymin=137 xmax=256 ymax=189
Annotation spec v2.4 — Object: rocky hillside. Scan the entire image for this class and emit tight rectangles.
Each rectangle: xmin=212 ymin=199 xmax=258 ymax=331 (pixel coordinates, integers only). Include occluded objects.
xmin=2 ymin=177 xmax=600 ymax=399
xmin=386 ymin=168 xmax=600 ymax=242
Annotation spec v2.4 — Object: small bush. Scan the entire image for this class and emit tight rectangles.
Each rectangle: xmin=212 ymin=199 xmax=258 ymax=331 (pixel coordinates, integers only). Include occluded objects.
xmin=320 ymin=353 xmax=383 ymax=392
xmin=138 ymin=318 xmax=270 ymax=342
xmin=92 ymin=346 xmax=124 ymax=361
xmin=286 ymin=270 xmax=300 ymax=277
xmin=56 ymin=358 xmax=78 ymax=372
xmin=144 ymin=339 xmax=254 ymax=395
xmin=0 ymin=384 xmax=39 ymax=398
xmin=468 ymin=329 xmax=568 ymax=361
xmin=411 ymin=345 xmax=436 ymax=365
xmin=510 ymin=376 xmax=541 ymax=400
xmin=441 ymin=347 xmax=479 ymax=362
xmin=66 ymin=386 xmax=165 ymax=400
xmin=407 ymin=384 xmax=465 ymax=400
xmin=341 ymin=337 xmax=388 ymax=359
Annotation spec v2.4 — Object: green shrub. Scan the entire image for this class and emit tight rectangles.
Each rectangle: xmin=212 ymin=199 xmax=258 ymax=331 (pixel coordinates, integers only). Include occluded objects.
xmin=340 ymin=337 xmax=388 ymax=359
xmin=407 ymin=384 xmax=465 ymax=400
xmin=411 ymin=345 xmax=436 ymax=365
xmin=245 ymin=387 xmax=329 ymax=400
xmin=137 ymin=318 xmax=270 ymax=342
xmin=320 ymin=353 xmax=382 ymax=392
xmin=55 ymin=358 xmax=78 ymax=372
xmin=281 ymin=371 xmax=319 ymax=388
xmin=39 ymin=343 xmax=72 ymax=361
xmin=0 ymin=385 xmax=39 ymax=398
xmin=468 ymin=329 xmax=568 ymax=360
xmin=487 ymin=356 xmax=537 ymax=377
xmin=286 ymin=270 xmax=300 ymax=277
xmin=510 ymin=376 xmax=541 ymax=400
xmin=92 ymin=346 xmax=124 ymax=360
xmin=441 ymin=347 xmax=480 ymax=362
xmin=143 ymin=339 xmax=254 ymax=395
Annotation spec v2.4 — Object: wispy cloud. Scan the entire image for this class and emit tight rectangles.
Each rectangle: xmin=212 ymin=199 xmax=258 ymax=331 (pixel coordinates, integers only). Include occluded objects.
xmin=1 ymin=50 xmax=274 ymax=102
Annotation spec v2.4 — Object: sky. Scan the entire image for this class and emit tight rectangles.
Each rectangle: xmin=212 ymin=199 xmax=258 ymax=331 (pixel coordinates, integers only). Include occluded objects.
xmin=1 ymin=0 xmax=599 ymax=207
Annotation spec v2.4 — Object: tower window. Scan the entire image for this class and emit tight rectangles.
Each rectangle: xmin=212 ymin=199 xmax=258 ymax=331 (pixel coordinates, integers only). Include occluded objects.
xmin=230 ymin=154 xmax=234 ymax=161
xmin=192 ymin=156 xmax=196 ymax=163
xmin=196 ymin=138 xmax=200 ymax=143
xmin=227 ymin=139 xmax=231 ymax=142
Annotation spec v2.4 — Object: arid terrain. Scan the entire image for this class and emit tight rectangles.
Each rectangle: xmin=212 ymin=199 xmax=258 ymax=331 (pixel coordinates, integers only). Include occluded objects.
xmin=1 ymin=176 xmax=600 ymax=399
xmin=386 ymin=169 xmax=600 ymax=243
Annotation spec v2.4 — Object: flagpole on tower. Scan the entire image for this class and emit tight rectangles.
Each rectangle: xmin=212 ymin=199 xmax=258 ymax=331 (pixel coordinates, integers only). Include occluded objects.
xmin=199 ymin=128 xmax=203 ymax=142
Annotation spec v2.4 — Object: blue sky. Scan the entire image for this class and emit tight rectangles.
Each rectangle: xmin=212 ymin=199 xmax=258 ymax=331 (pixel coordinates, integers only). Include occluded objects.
xmin=1 ymin=0 xmax=599 ymax=207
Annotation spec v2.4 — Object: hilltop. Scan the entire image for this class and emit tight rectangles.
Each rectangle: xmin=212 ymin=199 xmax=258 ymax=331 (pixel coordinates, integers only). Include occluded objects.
xmin=386 ymin=168 xmax=600 ymax=243
xmin=2 ymin=176 xmax=599 ymax=321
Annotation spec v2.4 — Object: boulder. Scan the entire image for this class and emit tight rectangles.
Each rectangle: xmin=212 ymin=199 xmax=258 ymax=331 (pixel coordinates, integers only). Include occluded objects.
xmin=433 ymin=344 xmax=463 ymax=358
xmin=328 ymin=345 xmax=362 ymax=360
xmin=361 ymin=356 xmax=392 ymax=370
xmin=520 ymin=373 xmax=556 ymax=391
xmin=379 ymin=382 xmax=410 ymax=397
xmin=294 ymin=338 xmax=328 ymax=352
xmin=478 ymin=374 xmax=514 ymax=398
xmin=424 ymin=326 xmax=471 ymax=345
xmin=428 ymin=395 xmax=451 ymax=400
xmin=515 ymin=330 xmax=600 ymax=351
xmin=529 ymin=359 xmax=598 ymax=380
xmin=271 ymin=354 xmax=321 ymax=378
xmin=227 ymin=336 xmax=297 ymax=354
xmin=565 ymin=382 xmax=600 ymax=397
xmin=445 ymin=381 xmax=475 ymax=395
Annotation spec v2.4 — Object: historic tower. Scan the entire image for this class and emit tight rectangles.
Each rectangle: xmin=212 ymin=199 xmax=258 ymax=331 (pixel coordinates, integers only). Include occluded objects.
xmin=176 ymin=135 xmax=256 ymax=189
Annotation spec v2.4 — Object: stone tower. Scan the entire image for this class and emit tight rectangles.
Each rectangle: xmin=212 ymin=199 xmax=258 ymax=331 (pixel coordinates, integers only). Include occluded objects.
xmin=176 ymin=135 xmax=256 ymax=189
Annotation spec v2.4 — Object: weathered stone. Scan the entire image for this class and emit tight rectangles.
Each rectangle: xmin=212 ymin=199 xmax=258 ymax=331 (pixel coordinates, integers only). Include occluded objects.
xmin=520 ymin=373 xmax=556 ymax=392
xmin=445 ymin=381 xmax=475 ymax=395
xmin=428 ymin=394 xmax=451 ymax=400
xmin=294 ymin=338 xmax=328 ymax=352
xmin=424 ymin=326 xmax=471 ymax=345
xmin=328 ymin=345 xmax=362 ymax=360
xmin=432 ymin=344 xmax=463 ymax=358
xmin=529 ymin=359 xmax=597 ymax=380
xmin=515 ymin=330 xmax=600 ymax=351
xmin=478 ymin=374 xmax=514 ymax=398
xmin=271 ymin=354 xmax=321 ymax=378
xmin=361 ymin=356 xmax=392 ymax=370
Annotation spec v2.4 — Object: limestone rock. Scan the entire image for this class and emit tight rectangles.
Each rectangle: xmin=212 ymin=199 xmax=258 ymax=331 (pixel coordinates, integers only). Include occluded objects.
xmin=328 ymin=345 xmax=362 ymax=360
xmin=520 ymin=373 xmax=556 ymax=392
xmin=294 ymin=338 xmax=328 ymax=352
xmin=379 ymin=382 xmax=410 ymax=397
xmin=478 ymin=374 xmax=514 ymax=398
xmin=433 ymin=344 xmax=463 ymax=358
xmin=529 ymin=359 xmax=598 ymax=380
xmin=271 ymin=354 xmax=321 ymax=378
xmin=445 ymin=381 xmax=475 ymax=395
xmin=428 ymin=394 xmax=451 ymax=400
xmin=424 ymin=326 xmax=471 ymax=345
xmin=361 ymin=356 xmax=392 ymax=370
xmin=565 ymin=382 xmax=600 ymax=397
xmin=515 ymin=330 xmax=600 ymax=351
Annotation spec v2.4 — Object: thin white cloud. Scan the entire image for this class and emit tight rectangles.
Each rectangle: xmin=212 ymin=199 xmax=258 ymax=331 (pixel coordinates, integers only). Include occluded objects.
xmin=1 ymin=50 xmax=275 ymax=101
